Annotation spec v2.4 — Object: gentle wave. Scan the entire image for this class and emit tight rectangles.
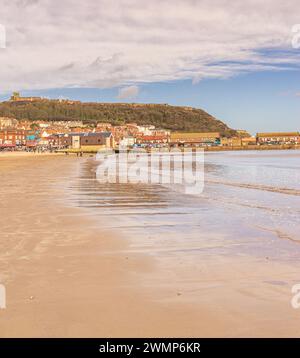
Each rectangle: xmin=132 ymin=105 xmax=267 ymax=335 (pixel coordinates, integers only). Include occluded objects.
xmin=206 ymin=179 xmax=300 ymax=196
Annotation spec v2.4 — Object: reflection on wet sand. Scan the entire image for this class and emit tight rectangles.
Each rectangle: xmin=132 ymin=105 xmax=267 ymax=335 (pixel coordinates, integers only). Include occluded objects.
xmin=70 ymin=150 xmax=300 ymax=258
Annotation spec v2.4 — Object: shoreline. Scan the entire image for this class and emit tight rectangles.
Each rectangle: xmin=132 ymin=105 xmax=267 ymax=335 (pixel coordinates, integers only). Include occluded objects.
xmin=0 ymin=152 xmax=64 ymax=158
xmin=1 ymin=144 xmax=299 ymax=158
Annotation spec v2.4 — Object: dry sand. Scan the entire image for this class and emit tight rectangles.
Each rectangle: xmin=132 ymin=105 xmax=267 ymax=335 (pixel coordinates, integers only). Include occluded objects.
xmin=0 ymin=154 xmax=300 ymax=337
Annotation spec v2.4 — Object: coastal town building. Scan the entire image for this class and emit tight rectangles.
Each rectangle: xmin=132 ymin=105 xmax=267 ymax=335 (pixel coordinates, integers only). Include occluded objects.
xmin=0 ymin=117 xmax=18 ymax=129
xmin=96 ymin=123 xmax=113 ymax=131
xmin=241 ymin=137 xmax=257 ymax=146
xmin=221 ymin=136 xmax=257 ymax=147
xmin=170 ymin=132 xmax=221 ymax=146
xmin=220 ymin=137 xmax=242 ymax=147
xmin=48 ymin=132 xmax=115 ymax=150
xmin=16 ymin=120 xmax=34 ymax=130
xmin=119 ymin=136 xmax=136 ymax=147
xmin=54 ymin=121 xmax=84 ymax=128
xmin=256 ymin=132 xmax=299 ymax=145
xmin=136 ymin=135 xmax=169 ymax=146
xmin=0 ymin=128 xmax=26 ymax=146
xmin=79 ymin=132 xmax=114 ymax=148
xmin=136 ymin=125 xmax=156 ymax=136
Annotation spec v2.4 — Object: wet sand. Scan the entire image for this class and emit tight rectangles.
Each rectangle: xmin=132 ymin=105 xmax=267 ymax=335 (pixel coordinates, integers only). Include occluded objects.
xmin=0 ymin=154 xmax=300 ymax=337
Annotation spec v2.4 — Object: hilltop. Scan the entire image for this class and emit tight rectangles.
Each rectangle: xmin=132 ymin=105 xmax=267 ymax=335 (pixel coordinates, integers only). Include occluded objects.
xmin=0 ymin=99 xmax=236 ymax=136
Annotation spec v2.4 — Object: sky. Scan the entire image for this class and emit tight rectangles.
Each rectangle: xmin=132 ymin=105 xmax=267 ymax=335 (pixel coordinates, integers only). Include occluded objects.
xmin=0 ymin=0 xmax=300 ymax=133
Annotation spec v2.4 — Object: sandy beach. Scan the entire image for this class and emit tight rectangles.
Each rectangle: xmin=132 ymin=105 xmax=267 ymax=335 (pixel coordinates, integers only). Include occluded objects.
xmin=0 ymin=153 xmax=300 ymax=337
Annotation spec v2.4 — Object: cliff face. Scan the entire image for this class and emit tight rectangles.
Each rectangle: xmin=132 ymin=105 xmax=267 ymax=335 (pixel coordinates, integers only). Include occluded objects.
xmin=0 ymin=101 xmax=236 ymax=136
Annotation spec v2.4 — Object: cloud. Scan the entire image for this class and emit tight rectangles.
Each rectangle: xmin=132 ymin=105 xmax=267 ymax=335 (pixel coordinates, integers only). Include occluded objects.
xmin=0 ymin=0 xmax=300 ymax=91
xmin=117 ymin=85 xmax=139 ymax=99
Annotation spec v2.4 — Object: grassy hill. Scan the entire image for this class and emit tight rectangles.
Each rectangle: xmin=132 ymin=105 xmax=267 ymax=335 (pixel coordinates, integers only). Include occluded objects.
xmin=0 ymin=100 xmax=236 ymax=136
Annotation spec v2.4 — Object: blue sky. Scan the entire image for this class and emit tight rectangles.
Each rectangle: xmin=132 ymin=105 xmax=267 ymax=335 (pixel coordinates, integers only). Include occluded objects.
xmin=1 ymin=0 xmax=300 ymax=134
xmin=1 ymin=69 xmax=299 ymax=134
